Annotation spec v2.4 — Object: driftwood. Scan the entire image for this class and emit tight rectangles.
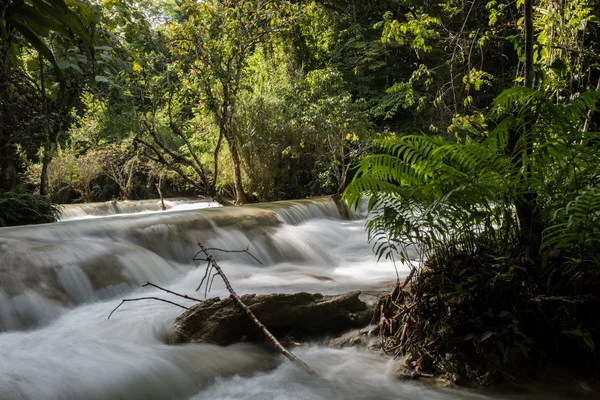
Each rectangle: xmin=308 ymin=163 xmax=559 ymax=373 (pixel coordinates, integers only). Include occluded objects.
xmin=173 ymin=291 xmax=371 ymax=345
xmin=107 ymin=244 xmax=319 ymax=377
xmin=194 ymin=242 xmax=319 ymax=377
xmin=107 ymin=281 xmax=202 ymax=320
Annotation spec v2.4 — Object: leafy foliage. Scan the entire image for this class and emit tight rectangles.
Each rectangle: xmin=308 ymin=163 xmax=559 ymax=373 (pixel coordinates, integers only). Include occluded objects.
xmin=345 ymin=86 xmax=600 ymax=382
xmin=0 ymin=187 xmax=60 ymax=226
xmin=347 ymin=87 xmax=600 ymax=263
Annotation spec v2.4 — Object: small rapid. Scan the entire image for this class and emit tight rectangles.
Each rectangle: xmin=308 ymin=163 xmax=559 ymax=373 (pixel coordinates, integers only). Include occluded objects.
xmin=59 ymin=198 xmax=222 ymax=221
xmin=0 ymin=197 xmax=589 ymax=400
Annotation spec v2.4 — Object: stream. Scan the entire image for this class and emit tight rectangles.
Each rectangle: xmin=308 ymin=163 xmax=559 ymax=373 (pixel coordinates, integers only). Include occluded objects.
xmin=0 ymin=197 xmax=592 ymax=399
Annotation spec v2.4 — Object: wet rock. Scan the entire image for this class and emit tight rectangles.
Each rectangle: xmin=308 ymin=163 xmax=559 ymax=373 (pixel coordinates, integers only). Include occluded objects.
xmin=172 ymin=291 xmax=373 ymax=346
xmin=329 ymin=324 xmax=380 ymax=349
xmin=396 ymin=368 xmax=421 ymax=381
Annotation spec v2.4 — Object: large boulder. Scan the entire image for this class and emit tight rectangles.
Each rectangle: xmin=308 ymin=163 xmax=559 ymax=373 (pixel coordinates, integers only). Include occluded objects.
xmin=171 ymin=291 xmax=372 ymax=345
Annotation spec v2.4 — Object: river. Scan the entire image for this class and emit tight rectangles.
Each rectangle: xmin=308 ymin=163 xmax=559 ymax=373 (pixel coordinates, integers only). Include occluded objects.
xmin=0 ymin=197 xmax=591 ymax=399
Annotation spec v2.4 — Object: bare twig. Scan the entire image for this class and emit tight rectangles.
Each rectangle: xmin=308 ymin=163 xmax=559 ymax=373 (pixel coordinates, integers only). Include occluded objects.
xmin=142 ymin=282 xmax=203 ymax=303
xmin=195 ymin=242 xmax=319 ymax=377
xmin=194 ymin=244 xmax=264 ymax=265
xmin=108 ymin=297 xmax=188 ymax=320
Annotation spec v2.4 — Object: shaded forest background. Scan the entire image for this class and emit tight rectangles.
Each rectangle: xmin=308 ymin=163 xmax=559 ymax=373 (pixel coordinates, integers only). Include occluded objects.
xmin=3 ymin=0 xmax=598 ymax=206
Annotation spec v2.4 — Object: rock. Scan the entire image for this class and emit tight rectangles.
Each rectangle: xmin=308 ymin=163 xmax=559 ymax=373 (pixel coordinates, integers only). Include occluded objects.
xmin=394 ymin=364 xmax=421 ymax=381
xmin=328 ymin=324 xmax=380 ymax=349
xmin=172 ymin=291 xmax=373 ymax=346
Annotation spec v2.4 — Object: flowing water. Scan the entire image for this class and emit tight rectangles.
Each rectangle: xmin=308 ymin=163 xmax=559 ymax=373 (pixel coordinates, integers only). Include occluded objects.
xmin=0 ymin=198 xmax=592 ymax=400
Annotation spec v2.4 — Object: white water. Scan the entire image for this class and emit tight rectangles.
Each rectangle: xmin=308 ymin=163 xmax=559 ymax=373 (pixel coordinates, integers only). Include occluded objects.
xmin=60 ymin=198 xmax=222 ymax=221
xmin=0 ymin=198 xmax=588 ymax=400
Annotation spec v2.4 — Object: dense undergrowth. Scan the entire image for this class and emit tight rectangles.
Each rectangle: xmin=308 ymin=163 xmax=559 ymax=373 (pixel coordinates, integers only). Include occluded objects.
xmin=0 ymin=187 xmax=60 ymax=227
xmin=345 ymin=87 xmax=600 ymax=386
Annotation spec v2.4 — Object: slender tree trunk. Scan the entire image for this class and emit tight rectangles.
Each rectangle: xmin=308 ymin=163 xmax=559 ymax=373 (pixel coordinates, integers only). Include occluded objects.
xmin=39 ymin=54 xmax=52 ymax=196
xmin=210 ymin=131 xmax=224 ymax=198
xmin=0 ymin=41 xmax=18 ymax=191
xmin=0 ymin=146 xmax=18 ymax=191
xmin=156 ymin=174 xmax=166 ymax=210
xmin=40 ymin=141 xmax=56 ymax=196
xmin=226 ymin=132 xmax=246 ymax=205
xmin=222 ymin=110 xmax=246 ymax=205
xmin=524 ymin=0 xmax=534 ymax=89
xmin=515 ymin=0 xmax=542 ymax=259
xmin=122 ymin=156 xmax=137 ymax=200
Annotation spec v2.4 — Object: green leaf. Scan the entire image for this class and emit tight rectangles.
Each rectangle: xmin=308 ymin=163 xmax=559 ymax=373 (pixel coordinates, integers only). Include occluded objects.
xmin=11 ymin=20 xmax=65 ymax=86
xmin=132 ymin=60 xmax=143 ymax=72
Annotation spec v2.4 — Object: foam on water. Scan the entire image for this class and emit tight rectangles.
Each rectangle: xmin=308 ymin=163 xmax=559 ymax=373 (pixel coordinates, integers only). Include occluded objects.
xmin=60 ymin=198 xmax=221 ymax=221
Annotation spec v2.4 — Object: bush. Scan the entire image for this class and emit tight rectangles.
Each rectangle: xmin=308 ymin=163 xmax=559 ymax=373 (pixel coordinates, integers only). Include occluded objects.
xmin=0 ymin=187 xmax=60 ymax=227
xmin=345 ymin=88 xmax=600 ymax=385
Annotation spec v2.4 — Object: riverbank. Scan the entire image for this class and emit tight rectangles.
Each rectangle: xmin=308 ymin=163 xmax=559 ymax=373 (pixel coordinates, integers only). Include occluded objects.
xmin=0 ymin=196 xmax=594 ymax=399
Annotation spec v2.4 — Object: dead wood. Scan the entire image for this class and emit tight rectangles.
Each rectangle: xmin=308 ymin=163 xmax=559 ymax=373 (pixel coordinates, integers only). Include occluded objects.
xmin=106 ymin=244 xmax=320 ymax=378
xmin=107 ymin=281 xmax=202 ymax=320
xmin=108 ymin=297 xmax=189 ymax=320
xmin=194 ymin=242 xmax=320 ymax=377
xmin=142 ymin=282 xmax=203 ymax=302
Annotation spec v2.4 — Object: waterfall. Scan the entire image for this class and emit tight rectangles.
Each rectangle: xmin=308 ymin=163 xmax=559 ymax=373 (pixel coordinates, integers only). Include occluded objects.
xmin=0 ymin=196 xmax=578 ymax=400
xmin=59 ymin=198 xmax=222 ymax=221
xmin=0 ymin=197 xmax=350 ymax=331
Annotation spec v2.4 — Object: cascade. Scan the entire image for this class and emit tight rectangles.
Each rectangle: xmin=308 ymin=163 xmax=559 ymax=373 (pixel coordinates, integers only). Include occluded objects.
xmin=0 ymin=197 xmax=580 ymax=400
xmin=0 ymin=197 xmax=348 ymax=330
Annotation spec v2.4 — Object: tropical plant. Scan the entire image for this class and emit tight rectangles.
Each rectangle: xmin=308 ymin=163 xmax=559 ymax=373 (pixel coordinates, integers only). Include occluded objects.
xmin=164 ymin=0 xmax=299 ymax=204
xmin=344 ymin=86 xmax=600 ymax=380
xmin=0 ymin=0 xmax=96 ymax=191
xmin=346 ymin=87 xmax=600 ymax=265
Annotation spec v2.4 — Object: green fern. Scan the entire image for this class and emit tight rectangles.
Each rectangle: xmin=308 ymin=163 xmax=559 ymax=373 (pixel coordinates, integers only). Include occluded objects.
xmin=543 ymin=186 xmax=600 ymax=254
xmin=345 ymin=87 xmax=600 ymax=266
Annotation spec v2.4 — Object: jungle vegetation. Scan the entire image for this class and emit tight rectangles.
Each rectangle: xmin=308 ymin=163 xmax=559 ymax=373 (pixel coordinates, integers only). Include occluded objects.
xmin=8 ymin=0 xmax=595 ymax=207
xmin=1 ymin=0 xmax=599 ymax=385
xmin=344 ymin=0 xmax=600 ymax=386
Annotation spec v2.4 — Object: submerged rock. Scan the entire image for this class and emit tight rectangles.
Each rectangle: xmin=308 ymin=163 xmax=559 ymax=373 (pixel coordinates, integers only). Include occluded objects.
xmin=171 ymin=291 xmax=373 ymax=345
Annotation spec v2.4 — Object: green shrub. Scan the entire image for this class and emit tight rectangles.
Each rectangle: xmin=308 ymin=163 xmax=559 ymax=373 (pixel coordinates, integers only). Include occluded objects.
xmin=345 ymin=87 xmax=600 ymax=383
xmin=0 ymin=187 xmax=60 ymax=227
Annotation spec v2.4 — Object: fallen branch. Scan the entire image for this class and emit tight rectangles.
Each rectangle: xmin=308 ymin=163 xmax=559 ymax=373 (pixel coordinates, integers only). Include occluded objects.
xmin=194 ymin=242 xmax=319 ymax=377
xmin=142 ymin=282 xmax=203 ymax=302
xmin=107 ymin=281 xmax=201 ymax=320
xmin=108 ymin=297 xmax=188 ymax=320
xmin=195 ymin=245 xmax=264 ymax=265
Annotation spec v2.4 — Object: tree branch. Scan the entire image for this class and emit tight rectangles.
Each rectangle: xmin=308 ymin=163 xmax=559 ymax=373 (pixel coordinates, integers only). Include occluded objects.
xmin=107 ymin=297 xmax=188 ymax=320
xmin=194 ymin=243 xmax=319 ymax=377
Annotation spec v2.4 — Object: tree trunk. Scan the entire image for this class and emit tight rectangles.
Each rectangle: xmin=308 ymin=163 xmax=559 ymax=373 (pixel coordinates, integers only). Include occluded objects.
xmin=524 ymin=0 xmax=534 ymax=89
xmin=157 ymin=174 xmax=166 ymax=211
xmin=39 ymin=55 xmax=53 ymax=197
xmin=122 ymin=156 xmax=137 ymax=200
xmin=222 ymin=110 xmax=246 ymax=205
xmin=0 ymin=145 xmax=18 ymax=191
xmin=40 ymin=141 xmax=56 ymax=196
xmin=227 ymin=133 xmax=246 ymax=205
xmin=516 ymin=0 xmax=542 ymax=259
xmin=0 ymin=41 xmax=17 ymax=191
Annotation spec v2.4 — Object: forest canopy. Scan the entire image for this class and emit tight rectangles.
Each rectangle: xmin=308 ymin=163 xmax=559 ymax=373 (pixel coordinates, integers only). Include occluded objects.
xmin=4 ymin=0 xmax=597 ymax=206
